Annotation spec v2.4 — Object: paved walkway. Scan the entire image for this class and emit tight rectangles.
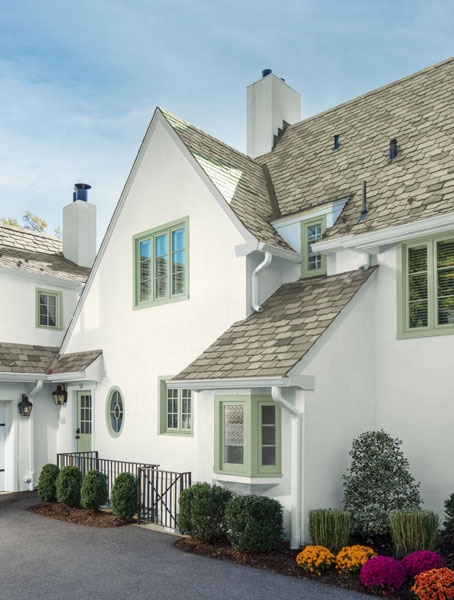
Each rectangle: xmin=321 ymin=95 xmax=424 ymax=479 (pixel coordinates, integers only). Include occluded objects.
xmin=0 ymin=492 xmax=371 ymax=600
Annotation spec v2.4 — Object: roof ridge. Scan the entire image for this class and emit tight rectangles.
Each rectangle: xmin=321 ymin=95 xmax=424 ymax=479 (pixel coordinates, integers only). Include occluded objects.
xmin=283 ymin=56 xmax=454 ymax=135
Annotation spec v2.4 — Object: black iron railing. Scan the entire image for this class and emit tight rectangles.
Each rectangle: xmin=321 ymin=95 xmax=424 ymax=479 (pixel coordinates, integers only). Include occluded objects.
xmin=57 ymin=451 xmax=159 ymax=498
xmin=137 ymin=466 xmax=192 ymax=530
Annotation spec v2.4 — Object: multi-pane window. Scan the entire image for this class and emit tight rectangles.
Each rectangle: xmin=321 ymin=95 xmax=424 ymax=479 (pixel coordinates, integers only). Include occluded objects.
xmin=215 ymin=396 xmax=281 ymax=476
xmin=399 ymin=237 xmax=454 ymax=337
xmin=36 ymin=289 xmax=61 ymax=329
xmin=135 ymin=218 xmax=188 ymax=307
xmin=160 ymin=379 xmax=192 ymax=434
xmin=301 ymin=216 xmax=326 ymax=278
xmin=106 ymin=388 xmax=124 ymax=437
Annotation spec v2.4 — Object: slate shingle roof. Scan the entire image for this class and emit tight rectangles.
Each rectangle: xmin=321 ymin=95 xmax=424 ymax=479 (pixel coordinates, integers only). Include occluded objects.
xmin=0 ymin=342 xmax=102 ymax=376
xmin=48 ymin=350 xmax=103 ymax=374
xmin=174 ymin=267 xmax=376 ymax=381
xmin=0 ymin=225 xmax=90 ymax=282
xmin=160 ymin=109 xmax=291 ymax=250
xmin=0 ymin=342 xmax=59 ymax=373
xmin=258 ymin=57 xmax=454 ymax=239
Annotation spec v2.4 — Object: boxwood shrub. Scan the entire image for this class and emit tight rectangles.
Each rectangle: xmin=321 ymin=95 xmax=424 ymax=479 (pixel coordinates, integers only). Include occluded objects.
xmin=81 ymin=470 xmax=109 ymax=510
xmin=56 ymin=465 xmax=82 ymax=507
xmin=37 ymin=463 xmax=60 ymax=503
xmin=225 ymin=495 xmax=284 ymax=552
xmin=110 ymin=472 xmax=137 ymax=520
xmin=179 ymin=482 xmax=232 ymax=542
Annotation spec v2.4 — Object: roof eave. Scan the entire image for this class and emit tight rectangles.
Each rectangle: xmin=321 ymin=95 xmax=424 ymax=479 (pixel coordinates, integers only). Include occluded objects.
xmin=314 ymin=212 xmax=454 ymax=255
xmin=167 ymin=374 xmax=314 ymax=391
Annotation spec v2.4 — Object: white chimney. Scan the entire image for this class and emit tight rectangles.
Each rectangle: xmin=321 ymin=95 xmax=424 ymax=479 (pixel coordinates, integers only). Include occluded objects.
xmin=247 ymin=69 xmax=301 ymax=158
xmin=63 ymin=183 xmax=96 ymax=267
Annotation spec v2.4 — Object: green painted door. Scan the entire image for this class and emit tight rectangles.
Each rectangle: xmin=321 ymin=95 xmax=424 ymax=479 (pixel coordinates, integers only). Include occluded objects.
xmin=76 ymin=392 xmax=92 ymax=453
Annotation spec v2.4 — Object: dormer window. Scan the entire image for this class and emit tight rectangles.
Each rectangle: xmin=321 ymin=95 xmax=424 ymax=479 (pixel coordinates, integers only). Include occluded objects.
xmin=301 ymin=216 xmax=327 ymax=278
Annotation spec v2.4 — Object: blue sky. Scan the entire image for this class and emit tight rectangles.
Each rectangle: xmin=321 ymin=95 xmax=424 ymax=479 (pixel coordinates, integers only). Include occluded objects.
xmin=1 ymin=0 xmax=452 ymax=243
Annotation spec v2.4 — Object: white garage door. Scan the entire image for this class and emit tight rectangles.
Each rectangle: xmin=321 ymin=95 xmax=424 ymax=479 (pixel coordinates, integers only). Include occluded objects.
xmin=0 ymin=403 xmax=6 ymax=491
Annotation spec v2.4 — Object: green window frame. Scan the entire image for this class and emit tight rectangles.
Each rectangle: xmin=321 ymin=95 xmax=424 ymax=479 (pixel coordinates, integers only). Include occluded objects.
xmin=301 ymin=216 xmax=327 ymax=278
xmin=106 ymin=387 xmax=125 ymax=437
xmin=159 ymin=378 xmax=192 ymax=435
xmin=397 ymin=235 xmax=454 ymax=338
xmin=133 ymin=217 xmax=189 ymax=308
xmin=36 ymin=288 xmax=62 ymax=329
xmin=214 ymin=395 xmax=281 ymax=477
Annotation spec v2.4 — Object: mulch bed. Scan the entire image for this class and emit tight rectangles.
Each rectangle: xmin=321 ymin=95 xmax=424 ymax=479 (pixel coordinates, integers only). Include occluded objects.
xmin=27 ymin=502 xmax=134 ymax=527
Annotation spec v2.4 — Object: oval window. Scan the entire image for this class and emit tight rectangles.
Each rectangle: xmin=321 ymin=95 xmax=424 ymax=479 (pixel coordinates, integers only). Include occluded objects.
xmin=106 ymin=388 xmax=124 ymax=437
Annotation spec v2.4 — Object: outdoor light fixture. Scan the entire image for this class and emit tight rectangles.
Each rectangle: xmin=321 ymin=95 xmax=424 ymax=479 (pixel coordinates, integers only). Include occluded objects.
xmin=18 ymin=394 xmax=33 ymax=417
xmin=52 ymin=385 xmax=68 ymax=406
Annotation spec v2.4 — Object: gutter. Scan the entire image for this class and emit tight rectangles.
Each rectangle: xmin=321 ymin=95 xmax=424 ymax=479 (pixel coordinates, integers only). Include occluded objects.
xmin=167 ymin=375 xmax=315 ymax=391
xmin=271 ymin=386 xmax=304 ymax=549
xmin=251 ymin=251 xmax=272 ymax=312
xmin=25 ymin=379 xmax=43 ymax=491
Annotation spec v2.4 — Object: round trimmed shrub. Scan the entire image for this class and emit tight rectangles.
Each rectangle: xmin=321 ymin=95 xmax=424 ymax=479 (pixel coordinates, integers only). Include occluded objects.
xmin=81 ymin=470 xmax=109 ymax=510
xmin=401 ymin=550 xmax=445 ymax=578
xmin=360 ymin=555 xmax=407 ymax=594
xmin=178 ymin=482 xmax=232 ymax=542
xmin=56 ymin=465 xmax=82 ymax=507
xmin=110 ymin=472 xmax=137 ymax=520
xmin=37 ymin=463 xmax=60 ymax=503
xmin=225 ymin=494 xmax=283 ymax=552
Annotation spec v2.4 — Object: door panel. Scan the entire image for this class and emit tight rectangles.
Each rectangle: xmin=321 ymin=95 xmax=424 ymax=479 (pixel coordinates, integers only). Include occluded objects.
xmin=0 ymin=403 xmax=6 ymax=491
xmin=76 ymin=393 xmax=92 ymax=453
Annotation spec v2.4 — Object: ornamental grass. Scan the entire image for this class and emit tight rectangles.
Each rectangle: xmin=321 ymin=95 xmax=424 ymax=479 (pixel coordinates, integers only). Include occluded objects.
xmin=296 ymin=545 xmax=335 ymax=576
xmin=412 ymin=567 xmax=454 ymax=600
xmin=335 ymin=544 xmax=376 ymax=574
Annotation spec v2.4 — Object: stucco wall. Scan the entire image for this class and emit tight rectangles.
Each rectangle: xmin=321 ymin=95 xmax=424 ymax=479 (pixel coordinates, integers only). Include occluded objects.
xmin=63 ymin=117 xmax=250 ymax=471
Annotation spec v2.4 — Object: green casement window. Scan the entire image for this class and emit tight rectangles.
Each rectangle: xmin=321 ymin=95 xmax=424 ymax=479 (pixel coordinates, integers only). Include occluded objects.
xmin=159 ymin=378 xmax=192 ymax=435
xmin=398 ymin=236 xmax=454 ymax=338
xmin=214 ymin=395 xmax=281 ymax=477
xmin=134 ymin=217 xmax=189 ymax=308
xmin=36 ymin=289 xmax=62 ymax=329
xmin=106 ymin=387 xmax=125 ymax=437
xmin=301 ymin=216 xmax=327 ymax=278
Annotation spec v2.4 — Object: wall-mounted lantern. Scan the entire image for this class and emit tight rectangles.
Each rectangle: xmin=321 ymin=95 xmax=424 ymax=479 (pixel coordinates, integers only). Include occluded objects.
xmin=18 ymin=394 xmax=33 ymax=417
xmin=52 ymin=385 xmax=68 ymax=406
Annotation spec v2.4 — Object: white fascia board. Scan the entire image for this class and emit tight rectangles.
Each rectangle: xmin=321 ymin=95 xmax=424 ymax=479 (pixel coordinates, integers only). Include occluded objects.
xmin=235 ymin=240 xmax=302 ymax=262
xmin=313 ymin=212 xmax=454 ymax=255
xmin=167 ymin=375 xmax=314 ymax=391
xmin=0 ymin=266 xmax=84 ymax=290
xmin=0 ymin=372 xmax=49 ymax=383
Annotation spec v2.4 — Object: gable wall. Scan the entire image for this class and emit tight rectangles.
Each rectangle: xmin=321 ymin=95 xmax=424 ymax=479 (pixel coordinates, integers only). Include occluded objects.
xmin=63 ymin=119 xmax=249 ymax=469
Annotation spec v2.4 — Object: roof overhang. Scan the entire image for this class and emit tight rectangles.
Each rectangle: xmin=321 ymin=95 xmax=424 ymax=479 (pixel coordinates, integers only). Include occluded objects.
xmin=313 ymin=212 xmax=454 ymax=255
xmin=235 ymin=240 xmax=302 ymax=262
xmin=0 ymin=355 xmax=105 ymax=384
xmin=0 ymin=266 xmax=85 ymax=288
xmin=167 ymin=374 xmax=314 ymax=392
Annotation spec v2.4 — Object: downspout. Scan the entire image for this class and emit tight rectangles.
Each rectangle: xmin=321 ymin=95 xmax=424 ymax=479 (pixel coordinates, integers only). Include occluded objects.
xmin=251 ymin=251 xmax=272 ymax=312
xmin=26 ymin=379 xmax=43 ymax=491
xmin=358 ymin=250 xmax=371 ymax=271
xmin=271 ymin=386 xmax=304 ymax=549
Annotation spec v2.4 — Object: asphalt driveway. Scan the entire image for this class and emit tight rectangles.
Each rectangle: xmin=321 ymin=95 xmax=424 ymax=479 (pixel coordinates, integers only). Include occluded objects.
xmin=0 ymin=492 xmax=371 ymax=600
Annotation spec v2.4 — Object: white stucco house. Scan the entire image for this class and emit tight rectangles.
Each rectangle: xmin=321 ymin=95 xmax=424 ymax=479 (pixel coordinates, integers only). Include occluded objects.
xmin=1 ymin=57 xmax=453 ymax=547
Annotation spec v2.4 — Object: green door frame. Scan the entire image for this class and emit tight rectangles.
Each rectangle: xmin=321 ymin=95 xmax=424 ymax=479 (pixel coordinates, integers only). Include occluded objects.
xmin=76 ymin=392 xmax=92 ymax=453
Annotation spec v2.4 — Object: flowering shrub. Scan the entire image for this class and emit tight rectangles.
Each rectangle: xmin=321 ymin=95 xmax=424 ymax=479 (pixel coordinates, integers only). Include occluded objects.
xmin=360 ymin=555 xmax=407 ymax=595
xmin=401 ymin=550 xmax=445 ymax=578
xmin=335 ymin=545 xmax=376 ymax=574
xmin=296 ymin=545 xmax=335 ymax=576
xmin=412 ymin=567 xmax=454 ymax=600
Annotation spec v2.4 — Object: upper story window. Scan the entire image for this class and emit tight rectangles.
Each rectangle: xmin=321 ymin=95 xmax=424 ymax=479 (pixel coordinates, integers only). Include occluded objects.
xmin=134 ymin=217 xmax=189 ymax=308
xmin=214 ymin=395 xmax=281 ymax=477
xmin=301 ymin=216 xmax=327 ymax=278
xmin=106 ymin=387 xmax=124 ymax=437
xmin=398 ymin=236 xmax=454 ymax=338
xmin=36 ymin=289 xmax=62 ymax=329
xmin=159 ymin=378 xmax=192 ymax=435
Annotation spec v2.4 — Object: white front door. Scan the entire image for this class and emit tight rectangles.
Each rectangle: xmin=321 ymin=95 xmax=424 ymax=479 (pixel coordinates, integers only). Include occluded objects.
xmin=0 ymin=403 xmax=6 ymax=491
